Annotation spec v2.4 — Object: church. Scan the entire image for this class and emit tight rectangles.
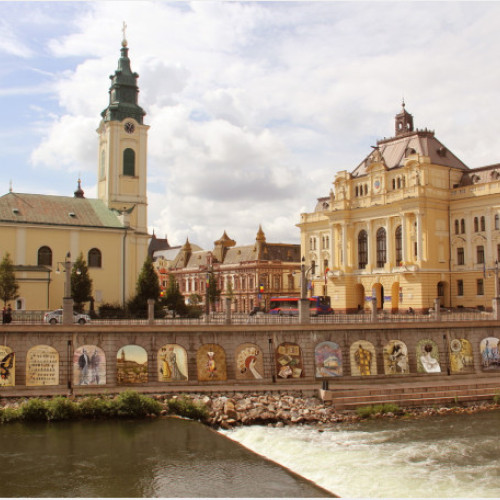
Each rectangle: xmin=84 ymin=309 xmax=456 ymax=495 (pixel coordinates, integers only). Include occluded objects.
xmin=0 ymin=35 xmax=150 ymax=311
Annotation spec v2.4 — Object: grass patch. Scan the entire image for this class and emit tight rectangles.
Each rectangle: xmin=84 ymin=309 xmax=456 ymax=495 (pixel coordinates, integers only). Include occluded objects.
xmin=356 ymin=403 xmax=402 ymax=419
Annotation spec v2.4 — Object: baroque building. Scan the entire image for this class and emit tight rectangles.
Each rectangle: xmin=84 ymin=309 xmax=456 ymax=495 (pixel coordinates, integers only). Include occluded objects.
xmin=0 ymin=36 xmax=149 ymax=311
xmin=298 ymin=104 xmax=500 ymax=313
xmin=167 ymin=227 xmax=301 ymax=313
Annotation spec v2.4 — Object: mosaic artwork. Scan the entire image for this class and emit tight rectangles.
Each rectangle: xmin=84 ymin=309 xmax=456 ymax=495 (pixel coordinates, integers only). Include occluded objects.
xmin=158 ymin=344 xmax=188 ymax=382
xmin=480 ymin=337 xmax=500 ymax=370
xmin=276 ymin=342 xmax=303 ymax=379
xmin=0 ymin=346 xmax=15 ymax=387
xmin=350 ymin=340 xmax=377 ymax=376
xmin=383 ymin=340 xmax=409 ymax=375
xmin=416 ymin=339 xmax=441 ymax=373
xmin=235 ymin=343 xmax=264 ymax=380
xmin=315 ymin=341 xmax=342 ymax=377
xmin=26 ymin=345 xmax=59 ymax=386
xmin=196 ymin=344 xmax=227 ymax=381
xmin=73 ymin=345 xmax=106 ymax=385
xmin=116 ymin=345 xmax=148 ymax=384
xmin=449 ymin=338 xmax=474 ymax=374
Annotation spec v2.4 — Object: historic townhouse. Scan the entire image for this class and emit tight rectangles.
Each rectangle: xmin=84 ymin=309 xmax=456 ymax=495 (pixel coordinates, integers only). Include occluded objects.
xmin=168 ymin=227 xmax=301 ymax=313
xmin=0 ymin=37 xmax=150 ymax=310
xmin=298 ymin=104 xmax=500 ymax=313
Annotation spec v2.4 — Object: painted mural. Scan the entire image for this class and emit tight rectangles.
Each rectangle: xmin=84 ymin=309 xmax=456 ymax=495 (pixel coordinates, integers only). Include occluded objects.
xmin=416 ymin=339 xmax=441 ymax=373
xmin=480 ymin=337 xmax=500 ymax=370
xmin=350 ymin=341 xmax=376 ymax=376
xmin=449 ymin=339 xmax=474 ymax=374
xmin=73 ymin=345 xmax=106 ymax=386
xmin=0 ymin=346 xmax=15 ymax=387
xmin=235 ymin=343 xmax=264 ymax=380
xmin=158 ymin=344 xmax=188 ymax=382
xmin=383 ymin=340 xmax=409 ymax=375
xmin=26 ymin=345 xmax=59 ymax=386
xmin=276 ymin=342 xmax=303 ymax=379
xmin=315 ymin=341 xmax=342 ymax=377
xmin=117 ymin=345 xmax=148 ymax=384
xmin=196 ymin=344 xmax=227 ymax=381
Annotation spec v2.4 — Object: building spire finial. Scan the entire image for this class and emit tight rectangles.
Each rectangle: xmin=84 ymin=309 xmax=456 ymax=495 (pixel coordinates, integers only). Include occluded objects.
xmin=122 ymin=21 xmax=128 ymax=47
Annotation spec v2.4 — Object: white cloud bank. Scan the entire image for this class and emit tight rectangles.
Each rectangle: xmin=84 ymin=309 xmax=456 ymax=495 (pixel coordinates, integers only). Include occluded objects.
xmin=21 ymin=1 xmax=500 ymax=248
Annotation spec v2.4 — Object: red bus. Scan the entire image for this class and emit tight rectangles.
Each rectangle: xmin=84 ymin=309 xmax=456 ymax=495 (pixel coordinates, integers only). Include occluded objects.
xmin=269 ymin=296 xmax=333 ymax=316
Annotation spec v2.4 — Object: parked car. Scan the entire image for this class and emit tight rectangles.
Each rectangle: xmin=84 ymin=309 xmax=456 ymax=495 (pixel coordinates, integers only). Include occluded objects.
xmin=43 ymin=309 xmax=91 ymax=325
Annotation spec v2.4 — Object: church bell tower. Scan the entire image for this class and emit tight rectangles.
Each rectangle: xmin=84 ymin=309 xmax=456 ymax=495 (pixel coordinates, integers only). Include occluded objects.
xmin=97 ymin=27 xmax=149 ymax=233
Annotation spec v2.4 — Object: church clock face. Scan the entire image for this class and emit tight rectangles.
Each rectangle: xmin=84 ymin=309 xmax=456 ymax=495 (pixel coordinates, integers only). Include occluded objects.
xmin=124 ymin=122 xmax=135 ymax=134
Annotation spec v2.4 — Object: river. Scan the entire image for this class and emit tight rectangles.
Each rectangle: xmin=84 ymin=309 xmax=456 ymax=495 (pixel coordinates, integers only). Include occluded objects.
xmin=222 ymin=408 xmax=500 ymax=498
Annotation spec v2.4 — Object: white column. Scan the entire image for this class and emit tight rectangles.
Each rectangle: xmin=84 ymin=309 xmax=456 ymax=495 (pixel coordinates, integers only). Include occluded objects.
xmin=416 ymin=213 xmax=423 ymax=262
xmin=342 ymin=224 xmax=347 ymax=268
xmin=401 ymin=214 xmax=407 ymax=264
xmin=386 ymin=217 xmax=392 ymax=268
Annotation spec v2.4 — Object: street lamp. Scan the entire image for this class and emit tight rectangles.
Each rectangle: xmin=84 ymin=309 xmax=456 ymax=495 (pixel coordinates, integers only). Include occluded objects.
xmin=299 ymin=256 xmax=312 ymax=324
xmin=55 ymin=252 xmax=79 ymax=325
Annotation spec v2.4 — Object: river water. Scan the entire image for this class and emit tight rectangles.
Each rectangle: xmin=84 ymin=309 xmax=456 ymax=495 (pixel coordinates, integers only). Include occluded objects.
xmin=0 ymin=417 xmax=329 ymax=498
xmin=223 ymin=408 xmax=500 ymax=498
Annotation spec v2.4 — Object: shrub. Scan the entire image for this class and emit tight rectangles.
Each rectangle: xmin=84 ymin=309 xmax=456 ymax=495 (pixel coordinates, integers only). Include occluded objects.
xmin=356 ymin=403 xmax=401 ymax=419
xmin=78 ymin=396 xmax=115 ymax=419
xmin=20 ymin=398 xmax=49 ymax=422
xmin=114 ymin=391 xmax=162 ymax=418
xmin=0 ymin=407 xmax=20 ymax=423
xmin=46 ymin=397 xmax=79 ymax=421
xmin=98 ymin=302 xmax=128 ymax=319
xmin=167 ymin=397 xmax=209 ymax=421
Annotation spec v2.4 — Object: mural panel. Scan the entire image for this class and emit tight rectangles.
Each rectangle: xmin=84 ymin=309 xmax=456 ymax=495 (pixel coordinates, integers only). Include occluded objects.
xmin=0 ymin=346 xmax=15 ymax=387
xmin=276 ymin=342 xmax=303 ymax=379
xmin=449 ymin=339 xmax=474 ymax=374
xmin=383 ymin=340 xmax=409 ymax=375
xmin=197 ymin=344 xmax=227 ymax=381
xmin=158 ymin=344 xmax=188 ymax=382
xmin=315 ymin=341 xmax=342 ymax=377
xmin=416 ymin=339 xmax=441 ymax=373
xmin=350 ymin=341 xmax=377 ymax=376
xmin=26 ymin=345 xmax=59 ymax=386
xmin=235 ymin=343 xmax=264 ymax=380
xmin=480 ymin=337 xmax=500 ymax=370
xmin=73 ymin=345 xmax=106 ymax=386
xmin=117 ymin=345 xmax=148 ymax=384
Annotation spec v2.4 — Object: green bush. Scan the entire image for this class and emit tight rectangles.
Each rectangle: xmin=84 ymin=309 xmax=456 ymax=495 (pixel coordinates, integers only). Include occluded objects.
xmin=167 ymin=397 xmax=209 ymax=421
xmin=0 ymin=407 xmax=21 ymax=423
xmin=98 ymin=302 xmax=128 ymax=319
xmin=20 ymin=398 xmax=49 ymax=422
xmin=46 ymin=397 xmax=79 ymax=421
xmin=114 ymin=390 xmax=162 ymax=418
xmin=356 ymin=403 xmax=401 ymax=419
xmin=78 ymin=396 xmax=115 ymax=419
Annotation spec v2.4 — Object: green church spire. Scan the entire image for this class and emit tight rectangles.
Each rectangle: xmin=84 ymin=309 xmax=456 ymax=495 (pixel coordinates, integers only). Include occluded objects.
xmin=101 ymin=25 xmax=146 ymax=124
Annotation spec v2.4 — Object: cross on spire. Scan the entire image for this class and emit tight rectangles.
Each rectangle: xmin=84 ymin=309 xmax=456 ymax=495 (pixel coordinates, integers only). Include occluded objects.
xmin=122 ymin=21 xmax=128 ymax=47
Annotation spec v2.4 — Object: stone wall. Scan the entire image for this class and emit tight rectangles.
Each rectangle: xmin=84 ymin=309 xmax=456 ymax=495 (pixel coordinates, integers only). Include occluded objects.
xmin=0 ymin=321 xmax=499 ymax=392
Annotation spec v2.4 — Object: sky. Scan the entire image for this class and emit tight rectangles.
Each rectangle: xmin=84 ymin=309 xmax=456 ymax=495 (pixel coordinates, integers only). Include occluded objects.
xmin=3 ymin=1 xmax=500 ymax=249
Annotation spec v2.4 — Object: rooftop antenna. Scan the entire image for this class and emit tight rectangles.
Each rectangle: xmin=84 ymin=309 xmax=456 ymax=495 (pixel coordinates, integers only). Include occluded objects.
xmin=9 ymin=179 xmax=12 ymax=193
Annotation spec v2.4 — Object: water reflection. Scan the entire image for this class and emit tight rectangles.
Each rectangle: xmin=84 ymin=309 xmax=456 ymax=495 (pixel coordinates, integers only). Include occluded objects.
xmin=0 ymin=418 xmax=331 ymax=498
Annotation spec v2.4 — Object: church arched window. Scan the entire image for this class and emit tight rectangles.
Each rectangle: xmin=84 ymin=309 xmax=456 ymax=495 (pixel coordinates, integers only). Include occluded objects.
xmin=37 ymin=246 xmax=52 ymax=267
xmin=123 ymin=148 xmax=135 ymax=176
xmin=376 ymin=227 xmax=387 ymax=268
xmin=88 ymin=248 xmax=102 ymax=268
xmin=358 ymin=230 xmax=367 ymax=269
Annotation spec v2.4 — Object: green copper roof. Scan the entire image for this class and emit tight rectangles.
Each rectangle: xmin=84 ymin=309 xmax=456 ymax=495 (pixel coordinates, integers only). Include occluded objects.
xmin=101 ymin=44 xmax=146 ymax=124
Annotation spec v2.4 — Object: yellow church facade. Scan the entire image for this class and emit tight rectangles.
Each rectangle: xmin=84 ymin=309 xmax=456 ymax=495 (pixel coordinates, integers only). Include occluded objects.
xmin=298 ymin=104 xmax=500 ymax=314
xmin=0 ymin=38 xmax=149 ymax=312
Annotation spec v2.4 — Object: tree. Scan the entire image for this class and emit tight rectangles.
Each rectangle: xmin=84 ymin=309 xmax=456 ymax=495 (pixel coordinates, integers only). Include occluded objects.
xmin=128 ymin=256 xmax=161 ymax=317
xmin=0 ymin=253 xmax=19 ymax=306
xmin=163 ymin=275 xmax=187 ymax=317
xmin=71 ymin=253 xmax=93 ymax=312
xmin=207 ymin=271 xmax=221 ymax=312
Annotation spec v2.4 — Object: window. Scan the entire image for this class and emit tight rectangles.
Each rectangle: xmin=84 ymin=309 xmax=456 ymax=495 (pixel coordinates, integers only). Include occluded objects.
xmin=477 ymin=279 xmax=484 ymax=296
xmin=495 ymin=214 xmax=500 ymax=230
xmin=457 ymin=279 xmax=464 ymax=296
xmin=477 ymin=245 xmax=485 ymax=265
xmin=481 ymin=216 xmax=486 ymax=232
xmin=461 ymin=219 xmax=466 ymax=234
xmin=123 ymin=148 xmax=135 ymax=176
xmin=288 ymin=275 xmax=294 ymax=290
xmin=457 ymin=247 xmax=465 ymax=265
xmin=454 ymin=219 xmax=459 ymax=235
xmin=323 ymin=259 xmax=329 ymax=272
xmin=37 ymin=246 xmax=52 ymax=266
xmin=88 ymin=248 xmax=102 ymax=268
xmin=474 ymin=217 xmax=479 ymax=232
xmin=358 ymin=230 xmax=368 ymax=269
xmin=311 ymin=260 xmax=316 ymax=276
xmin=395 ymin=225 xmax=403 ymax=266
xmin=437 ymin=282 xmax=445 ymax=297
xmin=376 ymin=227 xmax=387 ymax=268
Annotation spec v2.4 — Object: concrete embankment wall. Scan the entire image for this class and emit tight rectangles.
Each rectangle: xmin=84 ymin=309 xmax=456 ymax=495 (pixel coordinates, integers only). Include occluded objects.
xmin=0 ymin=320 xmax=499 ymax=395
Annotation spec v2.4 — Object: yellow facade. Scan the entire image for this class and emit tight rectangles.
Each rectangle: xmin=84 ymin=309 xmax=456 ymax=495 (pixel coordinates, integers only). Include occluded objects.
xmin=298 ymin=105 xmax=500 ymax=313
xmin=0 ymin=41 xmax=149 ymax=311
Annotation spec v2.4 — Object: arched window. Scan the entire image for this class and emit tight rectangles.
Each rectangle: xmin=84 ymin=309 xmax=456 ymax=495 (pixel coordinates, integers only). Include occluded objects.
xmin=461 ymin=219 xmax=466 ymax=234
xmin=480 ymin=216 xmax=486 ymax=232
xmin=454 ymin=219 xmax=459 ymax=235
xmin=376 ymin=227 xmax=387 ymax=268
xmin=123 ymin=148 xmax=135 ymax=176
xmin=495 ymin=214 xmax=500 ymax=230
xmin=477 ymin=245 xmax=485 ymax=265
xmin=37 ymin=246 xmax=52 ymax=266
xmin=395 ymin=225 xmax=403 ymax=266
xmin=88 ymin=248 xmax=102 ymax=268
xmin=358 ymin=230 xmax=368 ymax=269
xmin=474 ymin=217 xmax=479 ymax=232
